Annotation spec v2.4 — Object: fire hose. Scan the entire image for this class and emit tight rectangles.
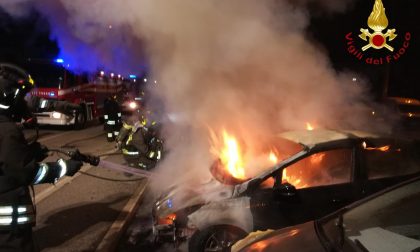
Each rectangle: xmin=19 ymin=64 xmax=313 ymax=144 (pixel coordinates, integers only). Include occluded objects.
xmin=49 ymin=148 xmax=154 ymax=178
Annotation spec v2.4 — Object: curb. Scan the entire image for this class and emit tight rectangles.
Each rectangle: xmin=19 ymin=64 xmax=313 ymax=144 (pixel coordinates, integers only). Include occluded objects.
xmin=95 ymin=179 xmax=149 ymax=252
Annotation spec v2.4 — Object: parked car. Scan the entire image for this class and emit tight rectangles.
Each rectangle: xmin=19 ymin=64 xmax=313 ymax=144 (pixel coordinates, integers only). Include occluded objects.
xmin=232 ymin=175 xmax=420 ymax=252
xmin=152 ymin=129 xmax=420 ymax=252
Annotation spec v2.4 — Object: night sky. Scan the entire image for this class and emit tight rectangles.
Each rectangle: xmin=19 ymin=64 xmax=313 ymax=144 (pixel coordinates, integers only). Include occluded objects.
xmin=0 ymin=0 xmax=419 ymax=99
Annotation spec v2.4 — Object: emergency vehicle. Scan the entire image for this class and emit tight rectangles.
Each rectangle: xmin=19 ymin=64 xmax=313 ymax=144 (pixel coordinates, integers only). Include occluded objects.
xmin=25 ymin=59 xmax=123 ymax=129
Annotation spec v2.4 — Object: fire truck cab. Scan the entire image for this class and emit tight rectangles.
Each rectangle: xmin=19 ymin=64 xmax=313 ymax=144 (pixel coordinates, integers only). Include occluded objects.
xmin=25 ymin=59 xmax=120 ymax=129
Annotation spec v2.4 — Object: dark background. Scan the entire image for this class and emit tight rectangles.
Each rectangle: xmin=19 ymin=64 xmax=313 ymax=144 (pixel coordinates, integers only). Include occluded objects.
xmin=307 ymin=0 xmax=420 ymax=99
xmin=0 ymin=0 xmax=419 ymax=99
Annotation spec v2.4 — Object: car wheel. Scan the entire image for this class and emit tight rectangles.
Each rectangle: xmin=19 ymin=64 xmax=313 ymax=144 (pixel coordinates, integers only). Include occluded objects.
xmin=189 ymin=225 xmax=247 ymax=252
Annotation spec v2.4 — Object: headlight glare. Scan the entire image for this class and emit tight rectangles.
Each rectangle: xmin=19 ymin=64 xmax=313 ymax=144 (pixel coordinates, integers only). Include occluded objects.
xmin=52 ymin=112 xmax=62 ymax=119
xmin=129 ymin=101 xmax=137 ymax=109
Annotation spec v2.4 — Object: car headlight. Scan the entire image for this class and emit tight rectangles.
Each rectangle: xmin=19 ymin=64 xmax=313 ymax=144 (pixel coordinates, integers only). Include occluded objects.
xmin=128 ymin=101 xmax=137 ymax=109
xmin=52 ymin=112 xmax=62 ymax=119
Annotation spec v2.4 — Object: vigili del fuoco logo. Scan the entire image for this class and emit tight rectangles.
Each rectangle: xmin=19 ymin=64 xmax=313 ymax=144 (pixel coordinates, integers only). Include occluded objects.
xmin=345 ymin=0 xmax=411 ymax=64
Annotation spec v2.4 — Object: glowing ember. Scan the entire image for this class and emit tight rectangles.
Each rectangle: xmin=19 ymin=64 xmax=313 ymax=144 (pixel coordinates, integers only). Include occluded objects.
xmin=250 ymin=240 xmax=269 ymax=251
xmin=376 ymin=145 xmax=390 ymax=151
xmin=362 ymin=141 xmax=391 ymax=152
xmin=269 ymin=151 xmax=278 ymax=164
xmin=306 ymin=122 xmax=314 ymax=131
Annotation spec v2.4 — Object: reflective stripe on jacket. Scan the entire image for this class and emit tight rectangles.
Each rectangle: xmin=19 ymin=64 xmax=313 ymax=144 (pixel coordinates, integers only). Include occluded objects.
xmin=0 ymin=204 xmax=36 ymax=228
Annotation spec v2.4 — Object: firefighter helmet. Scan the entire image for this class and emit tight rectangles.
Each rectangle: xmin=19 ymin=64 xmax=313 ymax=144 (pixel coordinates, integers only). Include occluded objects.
xmin=0 ymin=63 xmax=34 ymax=112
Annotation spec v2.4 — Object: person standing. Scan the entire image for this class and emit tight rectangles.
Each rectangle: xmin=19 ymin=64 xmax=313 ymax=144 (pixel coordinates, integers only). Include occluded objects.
xmin=0 ymin=63 xmax=83 ymax=252
xmin=103 ymin=94 xmax=122 ymax=142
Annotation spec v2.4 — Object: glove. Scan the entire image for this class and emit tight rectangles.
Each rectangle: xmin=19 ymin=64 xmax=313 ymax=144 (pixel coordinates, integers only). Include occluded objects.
xmin=57 ymin=159 xmax=83 ymax=177
xmin=29 ymin=142 xmax=49 ymax=161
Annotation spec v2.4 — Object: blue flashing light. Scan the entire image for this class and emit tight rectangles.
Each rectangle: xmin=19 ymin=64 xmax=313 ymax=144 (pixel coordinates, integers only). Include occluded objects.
xmin=167 ymin=199 xmax=173 ymax=209
xmin=55 ymin=58 xmax=64 ymax=63
xmin=129 ymin=74 xmax=137 ymax=79
xmin=49 ymin=92 xmax=55 ymax=97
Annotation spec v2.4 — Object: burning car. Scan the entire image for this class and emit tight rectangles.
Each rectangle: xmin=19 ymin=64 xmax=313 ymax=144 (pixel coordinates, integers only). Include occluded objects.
xmin=152 ymin=129 xmax=420 ymax=252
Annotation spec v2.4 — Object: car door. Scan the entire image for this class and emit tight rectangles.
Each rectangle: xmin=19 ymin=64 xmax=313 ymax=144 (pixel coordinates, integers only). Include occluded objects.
xmin=358 ymin=139 xmax=420 ymax=198
xmin=250 ymin=148 xmax=355 ymax=231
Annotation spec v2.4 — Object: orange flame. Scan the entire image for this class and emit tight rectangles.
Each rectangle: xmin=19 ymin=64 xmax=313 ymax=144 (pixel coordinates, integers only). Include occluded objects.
xmin=268 ymin=150 xmax=278 ymax=164
xmin=218 ymin=130 xmax=246 ymax=179
xmin=306 ymin=122 xmax=314 ymax=131
xmin=282 ymin=169 xmax=307 ymax=188
xmin=362 ymin=141 xmax=391 ymax=152
xmin=250 ymin=240 xmax=269 ymax=251
xmin=310 ymin=153 xmax=325 ymax=164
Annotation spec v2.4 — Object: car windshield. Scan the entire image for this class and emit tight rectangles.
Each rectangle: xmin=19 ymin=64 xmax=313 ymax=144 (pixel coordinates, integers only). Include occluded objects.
xmin=24 ymin=62 xmax=65 ymax=88
xmin=210 ymin=136 xmax=304 ymax=185
xmin=319 ymin=179 xmax=420 ymax=252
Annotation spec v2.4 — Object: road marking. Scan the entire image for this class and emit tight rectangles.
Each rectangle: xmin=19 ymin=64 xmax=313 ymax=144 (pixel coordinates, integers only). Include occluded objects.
xmin=96 ymin=179 xmax=149 ymax=252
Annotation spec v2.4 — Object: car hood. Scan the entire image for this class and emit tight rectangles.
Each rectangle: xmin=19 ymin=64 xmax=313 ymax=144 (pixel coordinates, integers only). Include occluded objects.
xmin=154 ymin=178 xmax=235 ymax=218
xmin=232 ymin=221 xmax=324 ymax=252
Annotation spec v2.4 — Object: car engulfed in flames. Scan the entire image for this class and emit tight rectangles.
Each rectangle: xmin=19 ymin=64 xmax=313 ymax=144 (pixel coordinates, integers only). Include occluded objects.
xmin=152 ymin=128 xmax=303 ymax=244
xmin=152 ymin=128 xmax=420 ymax=251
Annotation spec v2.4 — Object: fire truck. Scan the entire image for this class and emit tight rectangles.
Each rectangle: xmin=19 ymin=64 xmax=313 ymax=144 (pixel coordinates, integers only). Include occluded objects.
xmin=25 ymin=59 xmax=122 ymax=129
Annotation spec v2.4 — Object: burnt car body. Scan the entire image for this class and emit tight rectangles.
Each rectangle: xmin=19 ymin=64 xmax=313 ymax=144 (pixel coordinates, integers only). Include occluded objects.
xmin=152 ymin=129 xmax=420 ymax=251
xmin=232 ymin=175 xmax=420 ymax=252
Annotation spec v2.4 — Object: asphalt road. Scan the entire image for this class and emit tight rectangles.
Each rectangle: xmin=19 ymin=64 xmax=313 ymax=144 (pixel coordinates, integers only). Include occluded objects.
xmin=22 ymin=122 xmax=149 ymax=252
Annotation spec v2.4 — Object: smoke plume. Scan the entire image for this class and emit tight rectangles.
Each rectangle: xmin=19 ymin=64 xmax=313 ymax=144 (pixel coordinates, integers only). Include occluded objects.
xmin=0 ymin=0 xmax=392 ymax=192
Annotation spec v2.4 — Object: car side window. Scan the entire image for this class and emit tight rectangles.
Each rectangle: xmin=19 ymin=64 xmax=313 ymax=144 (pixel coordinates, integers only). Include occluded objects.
xmin=282 ymin=149 xmax=352 ymax=189
xmin=364 ymin=141 xmax=420 ymax=179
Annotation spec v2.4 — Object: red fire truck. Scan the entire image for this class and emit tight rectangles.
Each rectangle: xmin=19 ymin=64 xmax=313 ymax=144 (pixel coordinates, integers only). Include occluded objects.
xmin=25 ymin=59 xmax=122 ymax=129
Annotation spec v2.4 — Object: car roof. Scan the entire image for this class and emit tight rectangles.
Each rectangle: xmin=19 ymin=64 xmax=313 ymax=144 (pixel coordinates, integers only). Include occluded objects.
xmin=278 ymin=129 xmax=382 ymax=147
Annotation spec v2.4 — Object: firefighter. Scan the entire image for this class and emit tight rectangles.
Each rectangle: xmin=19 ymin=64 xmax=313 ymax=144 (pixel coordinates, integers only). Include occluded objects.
xmin=115 ymin=111 xmax=162 ymax=169
xmin=103 ymin=94 xmax=122 ymax=142
xmin=0 ymin=63 xmax=83 ymax=252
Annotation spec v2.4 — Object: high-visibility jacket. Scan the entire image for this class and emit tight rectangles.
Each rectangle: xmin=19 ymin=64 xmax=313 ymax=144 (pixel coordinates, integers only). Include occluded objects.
xmin=0 ymin=115 xmax=68 ymax=230
xmin=103 ymin=97 xmax=122 ymax=129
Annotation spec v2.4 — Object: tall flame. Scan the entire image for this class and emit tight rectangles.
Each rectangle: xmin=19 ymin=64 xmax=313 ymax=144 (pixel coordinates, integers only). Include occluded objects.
xmin=368 ymin=0 xmax=388 ymax=32
xmin=219 ymin=130 xmax=246 ymax=179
